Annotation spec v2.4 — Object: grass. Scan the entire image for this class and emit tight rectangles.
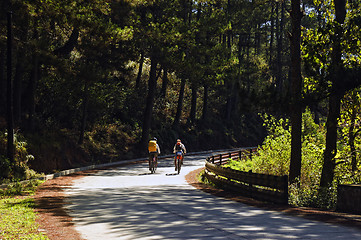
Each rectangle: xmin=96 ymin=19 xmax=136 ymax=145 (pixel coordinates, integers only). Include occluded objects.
xmin=0 ymin=180 xmax=49 ymax=240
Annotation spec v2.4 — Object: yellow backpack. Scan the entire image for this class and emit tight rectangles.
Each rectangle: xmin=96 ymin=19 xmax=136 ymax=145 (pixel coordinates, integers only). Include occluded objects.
xmin=148 ymin=140 xmax=157 ymax=152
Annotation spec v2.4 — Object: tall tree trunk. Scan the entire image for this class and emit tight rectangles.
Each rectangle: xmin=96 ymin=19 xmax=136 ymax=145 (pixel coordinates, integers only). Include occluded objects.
xmin=135 ymin=51 xmax=144 ymax=89
xmin=348 ymin=108 xmax=357 ymax=172
xmin=202 ymin=84 xmax=208 ymax=120
xmin=0 ymin=47 xmax=5 ymax=116
xmin=226 ymin=82 xmax=234 ymax=122
xmin=78 ymin=79 xmax=88 ymax=145
xmin=140 ymin=55 xmax=158 ymax=150
xmin=160 ymin=68 xmax=168 ymax=98
xmin=289 ymin=0 xmax=303 ymax=183
xmin=320 ymin=0 xmax=346 ymax=188
xmin=28 ymin=53 xmax=38 ymax=131
xmin=173 ymin=78 xmax=186 ymax=127
xmin=6 ymin=11 xmax=14 ymax=163
xmin=189 ymin=84 xmax=197 ymax=123
xmin=276 ymin=1 xmax=285 ymax=94
xmin=269 ymin=1 xmax=275 ymax=67
xmin=13 ymin=52 xmax=24 ymax=126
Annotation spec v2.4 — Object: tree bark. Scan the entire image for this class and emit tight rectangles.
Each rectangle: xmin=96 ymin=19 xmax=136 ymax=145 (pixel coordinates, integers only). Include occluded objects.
xmin=189 ymin=84 xmax=197 ymax=123
xmin=320 ymin=0 xmax=346 ymax=188
xmin=0 ymin=47 xmax=5 ymax=116
xmin=13 ymin=52 xmax=24 ymax=126
xmin=28 ymin=53 xmax=39 ymax=131
xmin=160 ymin=68 xmax=168 ymax=98
xmin=78 ymin=79 xmax=88 ymax=145
xmin=348 ymin=108 xmax=357 ymax=172
xmin=140 ymin=54 xmax=158 ymax=149
xmin=135 ymin=51 xmax=144 ymax=89
xmin=202 ymin=84 xmax=209 ymax=120
xmin=269 ymin=1 xmax=275 ymax=66
xmin=289 ymin=0 xmax=303 ymax=183
xmin=53 ymin=27 xmax=79 ymax=57
xmin=276 ymin=1 xmax=285 ymax=94
xmin=6 ymin=11 xmax=14 ymax=163
xmin=173 ymin=78 xmax=186 ymax=127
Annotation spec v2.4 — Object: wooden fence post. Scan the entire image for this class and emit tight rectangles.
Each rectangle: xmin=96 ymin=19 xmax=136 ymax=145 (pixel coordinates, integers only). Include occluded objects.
xmin=219 ymin=154 xmax=222 ymax=165
xmin=239 ymin=150 xmax=242 ymax=160
xmin=283 ymin=175 xmax=289 ymax=204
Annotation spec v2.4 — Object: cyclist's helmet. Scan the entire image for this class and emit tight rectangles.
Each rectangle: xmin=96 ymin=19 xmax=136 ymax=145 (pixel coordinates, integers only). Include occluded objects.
xmin=176 ymin=139 xmax=181 ymax=145
xmin=153 ymin=137 xmax=157 ymax=141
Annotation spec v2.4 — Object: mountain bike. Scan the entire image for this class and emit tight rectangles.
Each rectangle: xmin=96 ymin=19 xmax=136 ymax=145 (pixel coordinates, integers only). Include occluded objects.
xmin=149 ymin=154 xmax=157 ymax=174
xmin=175 ymin=151 xmax=183 ymax=174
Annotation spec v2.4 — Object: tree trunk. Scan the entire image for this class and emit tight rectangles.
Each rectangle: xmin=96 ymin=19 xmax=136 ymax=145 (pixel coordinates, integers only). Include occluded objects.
xmin=0 ymin=47 xmax=5 ymax=116
xmin=289 ymin=0 xmax=303 ymax=183
xmin=13 ymin=52 xmax=24 ymax=126
xmin=28 ymin=53 xmax=39 ymax=131
xmin=225 ymin=84 xmax=234 ymax=122
xmin=320 ymin=94 xmax=341 ymax=187
xmin=202 ymin=84 xmax=208 ymax=120
xmin=348 ymin=109 xmax=357 ymax=172
xmin=189 ymin=84 xmax=197 ymax=123
xmin=320 ymin=0 xmax=346 ymax=188
xmin=135 ymin=51 xmax=144 ymax=89
xmin=140 ymin=55 xmax=158 ymax=150
xmin=160 ymin=68 xmax=168 ymax=98
xmin=78 ymin=79 xmax=88 ymax=145
xmin=276 ymin=1 xmax=285 ymax=94
xmin=6 ymin=11 xmax=14 ymax=163
xmin=173 ymin=78 xmax=186 ymax=127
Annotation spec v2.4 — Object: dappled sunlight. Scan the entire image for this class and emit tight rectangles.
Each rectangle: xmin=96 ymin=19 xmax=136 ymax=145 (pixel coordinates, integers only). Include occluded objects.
xmin=65 ymin=153 xmax=361 ymax=240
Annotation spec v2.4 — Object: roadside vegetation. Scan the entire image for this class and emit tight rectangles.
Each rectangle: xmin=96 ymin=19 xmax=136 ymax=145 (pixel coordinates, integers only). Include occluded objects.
xmin=0 ymin=180 xmax=47 ymax=240
xmin=225 ymin=109 xmax=361 ymax=209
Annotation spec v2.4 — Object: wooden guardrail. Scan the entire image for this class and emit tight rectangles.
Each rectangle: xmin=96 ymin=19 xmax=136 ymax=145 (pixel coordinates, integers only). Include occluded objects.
xmin=204 ymin=148 xmax=288 ymax=205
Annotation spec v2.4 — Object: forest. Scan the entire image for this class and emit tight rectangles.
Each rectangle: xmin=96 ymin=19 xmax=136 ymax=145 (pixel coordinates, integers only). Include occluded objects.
xmin=0 ymin=0 xmax=361 ymax=208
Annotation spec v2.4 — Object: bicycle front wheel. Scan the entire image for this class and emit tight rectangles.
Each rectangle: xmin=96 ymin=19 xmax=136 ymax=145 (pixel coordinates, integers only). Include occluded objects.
xmin=177 ymin=157 xmax=182 ymax=174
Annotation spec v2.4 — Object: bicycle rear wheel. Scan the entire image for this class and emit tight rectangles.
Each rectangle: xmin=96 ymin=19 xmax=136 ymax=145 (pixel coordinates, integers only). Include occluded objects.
xmin=150 ymin=157 xmax=156 ymax=173
xmin=177 ymin=156 xmax=182 ymax=174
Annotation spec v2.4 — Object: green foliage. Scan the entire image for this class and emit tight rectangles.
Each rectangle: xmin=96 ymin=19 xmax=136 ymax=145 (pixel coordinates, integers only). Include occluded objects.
xmin=0 ymin=197 xmax=48 ymax=239
xmin=225 ymin=109 xmax=332 ymax=208
xmin=84 ymin=122 xmax=140 ymax=161
xmin=0 ymin=132 xmax=39 ymax=181
xmin=0 ymin=180 xmax=43 ymax=197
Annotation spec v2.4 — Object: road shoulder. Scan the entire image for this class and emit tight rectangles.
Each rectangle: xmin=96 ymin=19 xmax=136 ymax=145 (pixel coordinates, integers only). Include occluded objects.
xmin=185 ymin=167 xmax=361 ymax=230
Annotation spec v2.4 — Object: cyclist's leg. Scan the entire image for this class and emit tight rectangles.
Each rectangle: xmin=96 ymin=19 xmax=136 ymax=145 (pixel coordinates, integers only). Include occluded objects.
xmin=149 ymin=153 xmax=154 ymax=170
xmin=174 ymin=155 xmax=177 ymax=171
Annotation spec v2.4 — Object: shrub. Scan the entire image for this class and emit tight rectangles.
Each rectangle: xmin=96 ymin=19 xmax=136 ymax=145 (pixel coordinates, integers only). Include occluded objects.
xmin=225 ymin=109 xmax=333 ymax=208
xmin=0 ymin=131 xmax=37 ymax=182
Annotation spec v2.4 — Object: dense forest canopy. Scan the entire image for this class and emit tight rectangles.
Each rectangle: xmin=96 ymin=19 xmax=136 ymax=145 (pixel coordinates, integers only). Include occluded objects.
xmin=0 ymin=0 xmax=361 ymax=200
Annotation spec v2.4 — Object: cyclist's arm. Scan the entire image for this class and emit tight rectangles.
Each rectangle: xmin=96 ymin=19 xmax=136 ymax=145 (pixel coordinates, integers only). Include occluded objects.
xmin=182 ymin=144 xmax=187 ymax=154
xmin=157 ymin=144 xmax=160 ymax=154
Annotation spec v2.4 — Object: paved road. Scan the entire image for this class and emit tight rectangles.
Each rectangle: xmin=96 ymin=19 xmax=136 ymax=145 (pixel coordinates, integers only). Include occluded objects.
xmin=65 ymin=153 xmax=361 ymax=239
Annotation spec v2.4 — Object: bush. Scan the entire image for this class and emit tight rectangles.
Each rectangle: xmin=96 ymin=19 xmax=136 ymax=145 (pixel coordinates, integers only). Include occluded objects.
xmin=0 ymin=131 xmax=38 ymax=182
xmin=225 ymin=109 xmax=334 ymax=208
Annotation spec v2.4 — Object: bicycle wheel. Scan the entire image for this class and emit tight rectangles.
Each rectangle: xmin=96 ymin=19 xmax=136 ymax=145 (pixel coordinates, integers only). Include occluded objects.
xmin=153 ymin=157 xmax=157 ymax=173
xmin=177 ymin=156 xmax=182 ymax=174
xmin=150 ymin=157 xmax=155 ymax=173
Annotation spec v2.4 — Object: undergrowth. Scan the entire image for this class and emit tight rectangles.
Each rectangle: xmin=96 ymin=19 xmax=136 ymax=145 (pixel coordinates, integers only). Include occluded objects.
xmin=222 ymin=109 xmax=360 ymax=210
xmin=0 ymin=179 xmax=47 ymax=239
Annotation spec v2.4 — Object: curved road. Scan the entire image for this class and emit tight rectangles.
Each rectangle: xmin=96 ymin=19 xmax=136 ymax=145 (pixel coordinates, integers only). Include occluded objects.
xmin=65 ymin=153 xmax=361 ymax=239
